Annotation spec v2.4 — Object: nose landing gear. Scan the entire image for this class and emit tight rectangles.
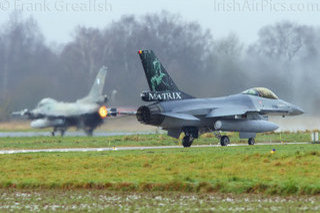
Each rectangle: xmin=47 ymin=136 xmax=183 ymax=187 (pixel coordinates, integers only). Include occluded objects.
xmin=220 ymin=135 xmax=230 ymax=146
xmin=213 ymin=131 xmax=230 ymax=146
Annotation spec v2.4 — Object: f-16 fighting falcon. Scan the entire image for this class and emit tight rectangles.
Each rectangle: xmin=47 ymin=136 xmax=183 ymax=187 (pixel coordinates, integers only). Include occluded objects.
xmin=12 ymin=66 xmax=117 ymax=136
xmin=136 ymin=50 xmax=304 ymax=147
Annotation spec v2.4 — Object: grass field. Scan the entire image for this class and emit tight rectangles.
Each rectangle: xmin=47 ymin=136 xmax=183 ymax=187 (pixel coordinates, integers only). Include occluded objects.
xmin=0 ymin=131 xmax=313 ymax=150
xmin=1 ymin=135 xmax=319 ymax=212
xmin=1 ymin=144 xmax=320 ymax=196
xmin=1 ymin=190 xmax=320 ymax=212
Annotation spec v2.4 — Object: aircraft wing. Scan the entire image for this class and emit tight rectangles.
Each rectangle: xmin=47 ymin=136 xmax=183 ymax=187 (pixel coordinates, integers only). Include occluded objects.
xmin=259 ymin=108 xmax=289 ymax=114
xmin=205 ymin=106 xmax=288 ymax=118
xmin=205 ymin=107 xmax=252 ymax=118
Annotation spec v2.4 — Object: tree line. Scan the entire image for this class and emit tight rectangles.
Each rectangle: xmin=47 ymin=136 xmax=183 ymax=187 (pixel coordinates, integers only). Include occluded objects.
xmin=0 ymin=11 xmax=319 ymax=121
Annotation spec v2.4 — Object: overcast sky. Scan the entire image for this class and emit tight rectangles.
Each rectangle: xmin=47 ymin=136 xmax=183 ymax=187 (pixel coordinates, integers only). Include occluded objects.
xmin=1 ymin=0 xmax=320 ymax=44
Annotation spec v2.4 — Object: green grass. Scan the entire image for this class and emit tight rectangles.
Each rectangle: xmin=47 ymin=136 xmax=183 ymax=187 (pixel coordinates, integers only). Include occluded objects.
xmin=1 ymin=190 xmax=320 ymax=212
xmin=0 ymin=135 xmax=175 ymax=150
xmin=0 ymin=131 xmax=312 ymax=150
xmin=1 ymin=144 xmax=320 ymax=195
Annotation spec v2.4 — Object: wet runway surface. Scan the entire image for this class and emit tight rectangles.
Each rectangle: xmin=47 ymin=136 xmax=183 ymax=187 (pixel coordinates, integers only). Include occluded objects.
xmin=0 ymin=142 xmax=308 ymax=155
xmin=0 ymin=131 xmax=153 ymax=137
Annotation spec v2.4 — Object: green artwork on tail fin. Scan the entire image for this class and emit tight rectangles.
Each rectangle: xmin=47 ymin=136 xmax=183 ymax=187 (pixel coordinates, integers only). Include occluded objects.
xmin=150 ymin=59 xmax=169 ymax=91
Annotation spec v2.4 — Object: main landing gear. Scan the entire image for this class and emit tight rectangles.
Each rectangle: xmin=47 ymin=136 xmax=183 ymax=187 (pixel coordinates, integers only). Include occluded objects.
xmin=213 ymin=132 xmax=230 ymax=146
xmin=182 ymin=127 xmax=198 ymax=148
xmin=248 ymin=137 xmax=255 ymax=145
xmin=84 ymin=128 xmax=94 ymax=136
xmin=182 ymin=135 xmax=193 ymax=147
xmin=51 ymin=127 xmax=66 ymax=137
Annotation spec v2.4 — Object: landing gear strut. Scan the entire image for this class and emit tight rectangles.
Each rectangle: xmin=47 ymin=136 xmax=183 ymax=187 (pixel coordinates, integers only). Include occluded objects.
xmin=60 ymin=129 xmax=65 ymax=137
xmin=85 ymin=128 xmax=94 ymax=136
xmin=51 ymin=127 xmax=57 ymax=137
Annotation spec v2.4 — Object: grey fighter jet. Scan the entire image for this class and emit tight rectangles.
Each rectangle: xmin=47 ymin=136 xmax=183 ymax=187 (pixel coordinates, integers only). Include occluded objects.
xmin=12 ymin=66 xmax=117 ymax=136
xmin=136 ymin=50 xmax=304 ymax=147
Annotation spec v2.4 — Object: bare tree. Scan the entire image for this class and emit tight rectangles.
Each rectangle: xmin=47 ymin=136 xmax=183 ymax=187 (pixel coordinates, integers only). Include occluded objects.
xmin=248 ymin=21 xmax=319 ymax=63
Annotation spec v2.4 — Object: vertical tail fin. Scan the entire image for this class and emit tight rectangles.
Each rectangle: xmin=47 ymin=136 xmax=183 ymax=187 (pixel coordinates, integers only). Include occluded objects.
xmin=78 ymin=66 xmax=108 ymax=104
xmin=138 ymin=50 xmax=180 ymax=92
xmin=88 ymin=66 xmax=107 ymax=99
xmin=138 ymin=50 xmax=193 ymax=100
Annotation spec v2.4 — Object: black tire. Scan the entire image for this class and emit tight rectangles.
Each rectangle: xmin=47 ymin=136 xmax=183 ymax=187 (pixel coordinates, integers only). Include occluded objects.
xmin=220 ymin=136 xmax=230 ymax=146
xmin=85 ymin=129 xmax=93 ymax=136
xmin=182 ymin=136 xmax=193 ymax=148
xmin=248 ymin=138 xmax=255 ymax=145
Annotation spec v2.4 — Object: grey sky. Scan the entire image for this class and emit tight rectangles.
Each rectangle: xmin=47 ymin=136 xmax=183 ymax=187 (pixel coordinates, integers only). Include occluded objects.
xmin=1 ymin=0 xmax=320 ymax=44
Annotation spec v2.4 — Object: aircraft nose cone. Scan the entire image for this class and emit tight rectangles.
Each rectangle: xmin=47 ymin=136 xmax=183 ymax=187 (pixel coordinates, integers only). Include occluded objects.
xmin=291 ymin=105 xmax=304 ymax=115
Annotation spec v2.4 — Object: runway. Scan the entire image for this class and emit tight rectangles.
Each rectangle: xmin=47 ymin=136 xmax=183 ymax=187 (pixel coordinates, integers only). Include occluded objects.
xmin=0 ymin=142 xmax=308 ymax=155
xmin=0 ymin=131 xmax=153 ymax=137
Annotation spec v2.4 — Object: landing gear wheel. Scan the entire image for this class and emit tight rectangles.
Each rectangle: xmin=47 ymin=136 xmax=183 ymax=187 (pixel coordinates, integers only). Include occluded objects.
xmin=182 ymin=136 xmax=193 ymax=148
xmin=85 ymin=129 xmax=94 ymax=136
xmin=60 ymin=130 xmax=65 ymax=137
xmin=248 ymin=138 xmax=255 ymax=145
xmin=52 ymin=127 xmax=57 ymax=137
xmin=220 ymin=136 xmax=230 ymax=146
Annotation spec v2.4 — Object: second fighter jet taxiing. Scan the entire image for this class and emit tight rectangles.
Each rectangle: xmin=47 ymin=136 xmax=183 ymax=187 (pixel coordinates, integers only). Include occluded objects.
xmin=136 ymin=50 xmax=304 ymax=147
xmin=13 ymin=66 xmax=117 ymax=136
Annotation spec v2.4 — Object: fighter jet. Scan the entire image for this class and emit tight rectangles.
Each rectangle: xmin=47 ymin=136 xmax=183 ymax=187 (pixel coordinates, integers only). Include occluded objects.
xmin=12 ymin=66 xmax=117 ymax=136
xmin=136 ymin=50 xmax=304 ymax=147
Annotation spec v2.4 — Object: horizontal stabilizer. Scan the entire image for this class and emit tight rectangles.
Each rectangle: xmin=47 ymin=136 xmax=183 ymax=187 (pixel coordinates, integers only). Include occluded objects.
xmin=161 ymin=112 xmax=200 ymax=121
xmin=11 ymin=109 xmax=29 ymax=117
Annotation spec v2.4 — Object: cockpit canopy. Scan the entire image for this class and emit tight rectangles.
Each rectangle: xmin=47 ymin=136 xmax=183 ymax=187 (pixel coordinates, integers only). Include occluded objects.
xmin=242 ymin=87 xmax=279 ymax=99
xmin=37 ymin=98 xmax=57 ymax=108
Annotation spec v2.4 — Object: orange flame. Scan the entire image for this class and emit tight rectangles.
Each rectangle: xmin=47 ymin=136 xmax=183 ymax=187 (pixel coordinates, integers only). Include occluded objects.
xmin=98 ymin=106 xmax=108 ymax=118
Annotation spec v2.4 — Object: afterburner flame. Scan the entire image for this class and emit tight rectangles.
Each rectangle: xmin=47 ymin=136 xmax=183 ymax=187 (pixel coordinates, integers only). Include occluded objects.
xmin=98 ymin=106 xmax=108 ymax=118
